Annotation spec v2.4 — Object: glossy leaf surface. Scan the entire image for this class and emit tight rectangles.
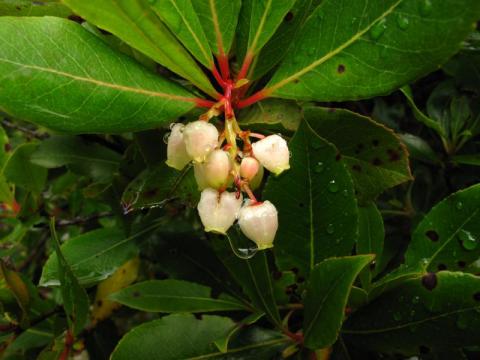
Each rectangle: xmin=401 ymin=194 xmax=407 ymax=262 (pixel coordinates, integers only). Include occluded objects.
xmin=263 ymin=120 xmax=358 ymax=276
xmin=0 ymin=17 xmax=197 ymax=133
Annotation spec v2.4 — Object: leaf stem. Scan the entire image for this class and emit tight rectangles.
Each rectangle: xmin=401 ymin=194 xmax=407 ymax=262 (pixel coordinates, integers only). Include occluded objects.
xmin=195 ymin=98 xmax=217 ymax=108
xmin=217 ymin=53 xmax=230 ymax=80
xmin=237 ymin=52 xmax=254 ymax=80
xmin=237 ymin=89 xmax=269 ymax=108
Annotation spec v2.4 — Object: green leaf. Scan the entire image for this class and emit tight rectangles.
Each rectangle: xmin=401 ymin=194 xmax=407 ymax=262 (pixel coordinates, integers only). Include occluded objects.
xmin=192 ymin=0 xmax=241 ymax=56
xmin=62 ymin=0 xmax=216 ymax=96
xmin=238 ymin=98 xmax=302 ymax=133
xmin=303 ymin=255 xmax=374 ymax=349
xmin=343 ymin=271 xmax=480 ymax=355
xmin=266 ymin=0 xmax=480 ymax=101
xmin=399 ymin=133 xmax=440 ymax=165
xmin=151 ymin=0 xmax=213 ymax=68
xmin=0 ymin=0 xmax=72 ymax=17
xmin=110 ymin=279 xmax=247 ymax=313
xmin=0 ymin=173 xmax=14 ymax=205
xmin=211 ymin=236 xmax=281 ymax=328
xmin=305 ymin=107 xmax=412 ymax=203
xmin=263 ymin=120 xmax=359 ymax=277
xmin=357 ymin=203 xmax=384 ymax=289
xmin=236 ymin=0 xmax=296 ymax=75
xmin=0 ymin=125 xmax=9 ymax=169
xmin=111 ymin=314 xmax=235 ymax=360
xmin=40 ymin=227 xmax=138 ymax=287
xmin=4 ymin=143 xmax=47 ymax=194
xmin=49 ymin=219 xmax=88 ymax=336
xmin=121 ymin=163 xmax=198 ymax=212
xmin=31 ymin=136 xmax=121 ymax=183
xmin=252 ymin=0 xmax=313 ymax=80
xmin=451 ymin=154 xmax=480 ymax=167
xmin=0 ymin=17 xmax=197 ymax=133
xmin=404 ymin=183 xmax=480 ymax=273
xmin=400 ymin=85 xmax=445 ymax=136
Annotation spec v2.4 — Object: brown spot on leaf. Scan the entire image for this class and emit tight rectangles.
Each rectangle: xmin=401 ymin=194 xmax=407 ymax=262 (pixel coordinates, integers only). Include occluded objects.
xmin=335 ymin=152 xmax=342 ymax=161
xmin=284 ymin=11 xmax=294 ymax=22
xmin=437 ymin=263 xmax=447 ymax=271
xmin=337 ymin=64 xmax=346 ymax=74
xmin=425 ymin=230 xmax=439 ymax=242
xmin=352 ymin=165 xmax=362 ymax=172
xmin=372 ymin=139 xmax=380 ymax=147
xmin=473 ymin=292 xmax=480 ymax=301
xmin=421 ymin=273 xmax=437 ymax=291
xmin=132 ymin=291 xmax=141 ymax=298
xmin=4 ymin=143 xmax=11 ymax=152
xmin=387 ymin=148 xmax=401 ymax=161
xmin=372 ymin=158 xmax=383 ymax=166
xmin=458 ymin=261 xmax=466 ymax=268
xmin=96 ymin=300 xmax=103 ymax=307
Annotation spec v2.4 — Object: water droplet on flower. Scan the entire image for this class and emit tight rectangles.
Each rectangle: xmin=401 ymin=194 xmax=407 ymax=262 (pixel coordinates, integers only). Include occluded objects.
xmin=326 ymin=223 xmax=334 ymax=234
xmin=369 ymin=18 xmax=387 ymax=40
xmin=419 ymin=0 xmax=433 ymax=16
xmin=328 ymin=180 xmax=339 ymax=193
xmin=227 ymin=226 xmax=259 ymax=259
xmin=314 ymin=162 xmax=324 ymax=173
xmin=163 ymin=132 xmax=171 ymax=144
xmin=396 ymin=14 xmax=409 ymax=30
xmin=456 ymin=201 xmax=463 ymax=210
xmin=459 ymin=230 xmax=477 ymax=251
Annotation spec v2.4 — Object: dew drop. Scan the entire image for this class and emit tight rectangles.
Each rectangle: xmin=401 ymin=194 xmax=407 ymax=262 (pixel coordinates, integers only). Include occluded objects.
xmin=163 ymin=132 xmax=171 ymax=144
xmin=310 ymin=139 xmax=322 ymax=150
xmin=226 ymin=225 xmax=259 ymax=259
xmin=342 ymin=189 xmax=349 ymax=197
xmin=326 ymin=223 xmax=334 ymax=234
xmin=328 ymin=180 xmax=339 ymax=193
xmin=419 ymin=0 xmax=433 ymax=16
xmin=456 ymin=201 xmax=463 ymax=210
xmin=459 ymin=230 xmax=477 ymax=251
xmin=393 ymin=312 xmax=402 ymax=321
xmin=396 ymin=14 xmax=409 ymax=30
xmin=369 ymin=18 xmax=387 ymax=40
xmin=412 ymin=296 xmax=420 ymax=304
xmin=314 ymin=162 xmax=324 ymax=173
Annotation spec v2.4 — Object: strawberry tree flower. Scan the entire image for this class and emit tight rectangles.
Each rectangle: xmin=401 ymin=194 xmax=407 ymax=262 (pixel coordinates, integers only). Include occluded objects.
xmin=166 ymin=123 xmax=191 ymax=170
xmin=238 ymin=200 xmax=278 ymax=250
xmin=240 ymin=157 xmax=260 ymax=181
xmin=252 ymin=134 xmax=290 ymax=175
xmin=183 ymin=120 xmax=219 ymax=162
xmin=197 ymin=188 xmax=242 ymax=234
xmin=203 ymin=149 xmax=232 ymax=189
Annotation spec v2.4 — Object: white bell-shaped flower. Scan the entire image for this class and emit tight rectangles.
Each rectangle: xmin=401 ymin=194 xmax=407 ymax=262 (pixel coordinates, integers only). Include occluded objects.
xmin=166 ymin=123 xmax=191 ymax=170
xmin=238 ymin=200 xmax=278 ymax=249
xmin=183 ymin=121 xmax=219 ymax=162
xmin=240 ymin=157 xmax=260 ymax=181
xmin=193 ymin=163 xmax=209 ymax=191
xmin=203 ymin=150 xmax=231 ymax=189
xmin=252 ymin=135 xmax=290 ymax=175
xmin=197 ymin=189 xmax=242 ymax=234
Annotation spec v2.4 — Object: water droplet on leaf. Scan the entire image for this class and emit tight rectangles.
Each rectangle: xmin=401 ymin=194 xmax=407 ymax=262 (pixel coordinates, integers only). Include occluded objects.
xmin=327 ymin=180 xmax=339 ymax=193
xmin=396 ymin=14 xmax=409 ymax=30
xmin=314 ymin=162 xmax=324 ymax=173
xmin=226 ymin=225 xmax=259 ymax=259
xmin=369 ymin=18 xmax=387 ymax=40
xmin=456 ymin=201 xmax=463 ymax=210
xmin=393 ymin=312 xmax=402 ymax=321
xmin=419 ymin=0 xmax=433 ymax=16
xmin=326 ymin=223 xmax=334 ymax=234
xmin=459 ymin=230 xmax=477 ymax=251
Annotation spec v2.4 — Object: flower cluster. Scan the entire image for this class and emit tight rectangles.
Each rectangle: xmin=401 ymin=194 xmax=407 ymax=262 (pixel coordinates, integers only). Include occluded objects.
xmin=166 ymin=119 xmax=290 ymax=249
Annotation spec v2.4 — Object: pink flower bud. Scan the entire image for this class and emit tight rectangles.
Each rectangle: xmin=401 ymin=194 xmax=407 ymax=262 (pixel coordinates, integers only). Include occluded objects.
xmin=252 ymin=135 xmax=290 ymax=175
xmin=238 ymin=200 xmax=278 ymax=249
xmin=183 ymin=121 xmax=219 ymax=162
xmin=240 ymin=157 xmax=260 ymax=181
xmin=203 ymin=150 xmax=231 ymax=189
xmin=166 ymin=123 xmax=191 ymax=170
xmin=197 ymin=189 xmax=242 ymax=234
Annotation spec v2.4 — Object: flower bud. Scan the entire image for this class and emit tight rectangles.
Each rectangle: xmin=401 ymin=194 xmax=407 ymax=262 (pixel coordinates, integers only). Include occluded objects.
xmin=240 ymin=157 xmax=260 ymax=181
xmin=203 ymin=150 xmax=231 ymax=189
xmin=249 ymin=164 xmax=264 ymax=191
xmin=197 ymin=189 xmax=242 ymax=234
xmin=166 ymin=123 xmax=191 ymax=170
xmin=183 ymin=121 xmax=219 ymax=162
xmin=238 ymin=200 xmax=278 ymax=249
xmin=252 ymin=135 xmax=290 ymax=175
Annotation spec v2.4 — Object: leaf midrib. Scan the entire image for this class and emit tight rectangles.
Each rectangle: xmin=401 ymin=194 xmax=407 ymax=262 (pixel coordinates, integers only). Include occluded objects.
xmin=118 ymin=294 xmax=244 ymax=308
xmin=0 ymin=58 xmax=196 ymax=103
xmin=267 ymin=0 xmax=404 ymax=94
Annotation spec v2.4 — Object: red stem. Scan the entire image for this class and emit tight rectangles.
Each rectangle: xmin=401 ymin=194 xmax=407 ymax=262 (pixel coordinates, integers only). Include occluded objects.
xmin=217 ymin=53 xmax=230 ymax=81
xmin=237 ymin=52 xmax=253 ymax=80
xmin=195 ymin=98 xmax=217 ymax=108
xmin=236 ymin=89 xmax=269 ymax=108
xmin=212 ymin=64 xmax=228 ymax=89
